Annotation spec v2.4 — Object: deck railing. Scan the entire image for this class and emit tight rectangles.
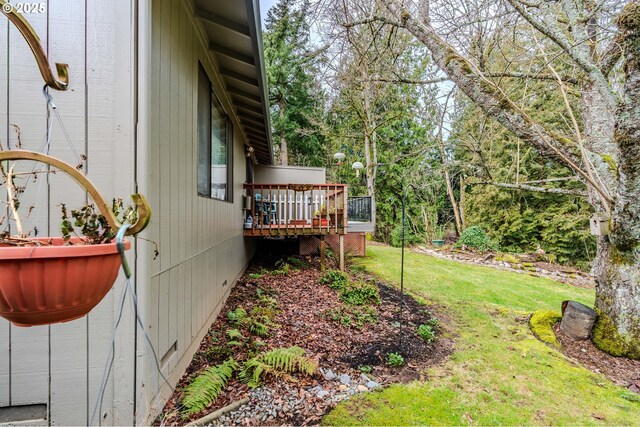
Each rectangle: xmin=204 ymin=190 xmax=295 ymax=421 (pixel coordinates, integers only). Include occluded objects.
xmin=243 ymin=183 xmax=348 ymax=235
xmin=347 ymin=196 xmax=372 ymax=222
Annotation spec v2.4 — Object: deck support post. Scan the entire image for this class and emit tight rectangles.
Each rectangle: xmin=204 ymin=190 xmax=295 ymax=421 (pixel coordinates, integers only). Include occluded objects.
xmin=339 ymin=234 xmax=345 ymax=271
xmin=320 ymin=235 xmax=326 ymax=272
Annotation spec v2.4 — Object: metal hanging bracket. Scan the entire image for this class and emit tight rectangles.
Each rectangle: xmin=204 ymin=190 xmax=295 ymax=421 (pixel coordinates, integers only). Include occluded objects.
xmin=0 ymin=150 xmax=151 ymax=236
xmin=0 ymin=0 xmax=69 ymax=90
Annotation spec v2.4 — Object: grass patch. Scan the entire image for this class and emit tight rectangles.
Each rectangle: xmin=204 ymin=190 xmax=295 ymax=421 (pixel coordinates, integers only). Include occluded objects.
xmin=323 ymin=245 xmax=639 ymax=426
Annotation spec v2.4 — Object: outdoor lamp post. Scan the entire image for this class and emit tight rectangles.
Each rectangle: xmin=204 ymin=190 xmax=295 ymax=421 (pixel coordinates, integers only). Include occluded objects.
xmin=333 ymin=152 xmax=346 ymax=165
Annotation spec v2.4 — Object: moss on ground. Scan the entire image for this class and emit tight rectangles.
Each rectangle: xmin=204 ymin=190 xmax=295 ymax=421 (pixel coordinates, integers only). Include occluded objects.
xmin=530 ymin=310 xmax=562 ymax=348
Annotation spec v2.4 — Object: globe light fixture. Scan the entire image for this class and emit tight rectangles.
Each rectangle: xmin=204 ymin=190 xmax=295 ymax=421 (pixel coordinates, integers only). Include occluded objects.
xmin=333 ymin=152 xmax=346 ymax=165
xmin=352 ymin=161 xmax=364 ymax=177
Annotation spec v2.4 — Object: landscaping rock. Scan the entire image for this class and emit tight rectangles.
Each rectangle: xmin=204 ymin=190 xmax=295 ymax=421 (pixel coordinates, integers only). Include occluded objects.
xmin=357 ymin=384 xmax=368 ymax=392
xmin=317 ymin=390 xmax=330 ymax=398
xmin=320 ymin=368 xmax=337 ymax=381
xmin=366 ymin=380 xmax=380 ymax=389
xmin=339 ymin=373 xmax=351 ymax=385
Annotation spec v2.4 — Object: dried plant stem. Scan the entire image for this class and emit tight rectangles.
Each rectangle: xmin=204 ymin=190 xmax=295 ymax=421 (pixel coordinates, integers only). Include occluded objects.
xmin=6 ymin=164 xmax=24 ymax=237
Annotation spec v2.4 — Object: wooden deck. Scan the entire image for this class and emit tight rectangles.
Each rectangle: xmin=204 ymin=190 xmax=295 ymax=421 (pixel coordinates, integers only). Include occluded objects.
xmin=243 ymin=183 xmax=348 ymax=237
xmin=243 ymin=223 xmax=345 ymax=237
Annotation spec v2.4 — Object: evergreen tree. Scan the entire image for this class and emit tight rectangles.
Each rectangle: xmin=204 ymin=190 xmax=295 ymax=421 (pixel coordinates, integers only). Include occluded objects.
xmin=263 ymin=0 xmax=326 ymax=166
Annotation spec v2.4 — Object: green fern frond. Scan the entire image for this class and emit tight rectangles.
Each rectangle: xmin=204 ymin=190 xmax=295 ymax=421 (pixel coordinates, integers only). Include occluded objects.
xmin=226 ymin=328 xmax=244 ymax=340
xmin=181 ymin=358 xmax=238 ymax=417
xmin=227 ymin=307 xmax=248 ymax=326
xmin=239 ymin=346 xmax=318 ymax=388
xmin=249 ymin=321 xmax=270 ymax=337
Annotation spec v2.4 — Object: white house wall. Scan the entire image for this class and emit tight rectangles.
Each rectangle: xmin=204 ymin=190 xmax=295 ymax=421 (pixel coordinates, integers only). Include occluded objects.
xmin=0 ymin=0 xmax=137 ymax=425
xmin=136 ymin=0 xmax=256 ymax=423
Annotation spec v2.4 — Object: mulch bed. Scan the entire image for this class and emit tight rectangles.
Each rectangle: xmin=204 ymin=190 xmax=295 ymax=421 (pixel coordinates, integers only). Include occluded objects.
xmin=554 ymin=324 xmax=640 ymax=393
xmin=158 ymin=247 xmax=453 ymax=426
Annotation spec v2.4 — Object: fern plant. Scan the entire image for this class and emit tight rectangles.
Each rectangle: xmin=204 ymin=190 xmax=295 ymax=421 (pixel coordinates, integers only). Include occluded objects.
xmin=239 ymin=346 xmax=318 ymax=388
xmin=226 ymin=328 xmax=244 ymax=340
xmin=249 ymin=320 xmax=270 ymax=337
xmin=181 ymin=358 xmax=238 ymax=417
xmin=227 ymin=307 xmax=248 ymax=326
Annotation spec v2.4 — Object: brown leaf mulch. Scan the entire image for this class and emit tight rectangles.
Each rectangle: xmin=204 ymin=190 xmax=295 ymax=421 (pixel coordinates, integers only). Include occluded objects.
xmin=554 ymin=324 xmax=640 ymax=393
xmin=158 ymin=248 xmax=453 ymax=426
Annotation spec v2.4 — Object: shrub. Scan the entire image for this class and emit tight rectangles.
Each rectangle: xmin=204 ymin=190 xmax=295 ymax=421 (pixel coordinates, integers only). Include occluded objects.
xmin=239 ymin=346 xmax=318 ymax=388
xmin=340 ymin=281 xmax=380 ymax=306
xmin=319 ymin=269 xmax=350 ymax=291
xmin=324 ymin=306 xmax=378 ymax=329
xmin=417 ymin=324 xmax=436 ymax=343
xmin=287 ymin=257 xmax=308 ymax=268
xmin=455 ymin=226 xmax=494 ymax=252
xmin=390 ymin=224 xmax=423 ymax=248
xmin=358 ymin=365 xmax=372 ymax=374
xmin=181 ymin=358 xmax=238 ymax=416
xmin=386 ymin=352 xmax=405 ymax=367
xmin=270 ymin=262 xmax=291 ymax=276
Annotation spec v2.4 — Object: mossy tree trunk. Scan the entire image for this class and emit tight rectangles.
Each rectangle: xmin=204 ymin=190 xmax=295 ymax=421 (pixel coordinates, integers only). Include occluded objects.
xmin=592 ymin=4 xmax=640 ymax=358
xmin=381 ymin=0 xmax=640 ymax=358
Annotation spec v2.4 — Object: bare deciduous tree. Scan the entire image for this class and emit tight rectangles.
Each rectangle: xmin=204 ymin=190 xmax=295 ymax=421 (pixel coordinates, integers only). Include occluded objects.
xmin=377 ymin=0 xmax=638 ymax=357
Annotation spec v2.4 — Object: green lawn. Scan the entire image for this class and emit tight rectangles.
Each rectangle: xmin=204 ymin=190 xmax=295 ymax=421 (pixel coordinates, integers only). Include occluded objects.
xmin=323 ymin=245 xmax=640 ymax=426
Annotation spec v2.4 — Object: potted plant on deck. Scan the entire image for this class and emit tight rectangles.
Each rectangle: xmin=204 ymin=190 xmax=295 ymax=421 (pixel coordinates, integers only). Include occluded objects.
xmin=327 ymin=205 xmax=344 ymax=226
xmin=312 ymin=207 xmax=328 ymax=227
xmin=0 ymin=151 xmax=151 ymax=327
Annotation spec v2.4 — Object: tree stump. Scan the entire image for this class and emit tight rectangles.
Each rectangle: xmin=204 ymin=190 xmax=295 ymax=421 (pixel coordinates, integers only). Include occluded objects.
xmin=560 ymin=301 xmax=597 ymax=340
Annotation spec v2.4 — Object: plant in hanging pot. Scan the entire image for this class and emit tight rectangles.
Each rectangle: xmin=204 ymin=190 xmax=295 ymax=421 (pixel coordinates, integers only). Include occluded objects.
xmin=0 ymin=150 xmax=151 ymax=327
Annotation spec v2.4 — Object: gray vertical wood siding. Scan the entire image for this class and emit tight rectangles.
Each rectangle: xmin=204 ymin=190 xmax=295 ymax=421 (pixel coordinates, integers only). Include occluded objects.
xmin=0 ymin=0 xmax=254 ymax=423
xmin=137 ymin=0 xmax=255 ymax=423
xmin=0 ymin=0 xmax=138 ymax=425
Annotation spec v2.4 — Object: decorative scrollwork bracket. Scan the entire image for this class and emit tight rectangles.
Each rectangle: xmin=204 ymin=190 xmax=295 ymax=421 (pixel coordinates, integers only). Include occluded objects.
xmin=0 ymin=0 xmax=69 ymax=90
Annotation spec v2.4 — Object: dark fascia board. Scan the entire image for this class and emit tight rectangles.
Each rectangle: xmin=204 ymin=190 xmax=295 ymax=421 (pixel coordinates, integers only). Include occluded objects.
xmin=244 ymin=0 xmax=273 ymax=164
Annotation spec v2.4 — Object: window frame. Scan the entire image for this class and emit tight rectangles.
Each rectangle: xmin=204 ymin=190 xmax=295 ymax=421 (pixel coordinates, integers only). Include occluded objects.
xmin=197 ymin=63 xmax=234 ymax=202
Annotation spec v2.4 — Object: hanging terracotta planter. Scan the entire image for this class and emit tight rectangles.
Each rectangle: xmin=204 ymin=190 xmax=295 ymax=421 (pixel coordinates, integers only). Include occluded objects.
xmin=0 ymin=237 xmax=130 ymax=327
xmin=0 ymin=7 xmax=151 ymax=327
